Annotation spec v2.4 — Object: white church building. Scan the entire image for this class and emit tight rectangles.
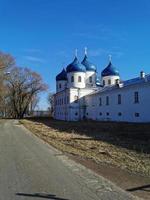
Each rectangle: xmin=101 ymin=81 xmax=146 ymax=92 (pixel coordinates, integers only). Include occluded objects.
xmin=54 ymin=50 xmax=150 ymax=123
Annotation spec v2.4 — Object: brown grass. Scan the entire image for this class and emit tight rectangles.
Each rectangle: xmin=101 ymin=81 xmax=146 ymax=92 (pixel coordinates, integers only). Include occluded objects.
xmin=20 ymin=118 xmax=150 ymax=177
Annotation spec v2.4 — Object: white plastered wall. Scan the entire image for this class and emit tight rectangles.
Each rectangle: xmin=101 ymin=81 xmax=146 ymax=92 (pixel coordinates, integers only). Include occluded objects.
xmin=101 ymin=75 xmax=120 ymax=87
xmin=67 ymin=72 xmax=86 ymax=88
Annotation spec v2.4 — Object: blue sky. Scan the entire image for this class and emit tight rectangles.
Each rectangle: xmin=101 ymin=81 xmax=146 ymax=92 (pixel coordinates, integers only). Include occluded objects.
xmin=0 ymin=0 xmax=150 ymax=109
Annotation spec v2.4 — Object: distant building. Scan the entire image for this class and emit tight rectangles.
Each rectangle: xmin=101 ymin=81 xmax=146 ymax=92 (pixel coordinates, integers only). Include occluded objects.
xmin=54 ymin=49 xmax=150 ymax=123
xmin=31 ymin=110 xmax=50 ymax=117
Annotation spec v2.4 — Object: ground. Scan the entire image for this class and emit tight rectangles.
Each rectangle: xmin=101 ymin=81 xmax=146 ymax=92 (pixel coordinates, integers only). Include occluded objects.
xmin=0 ymin=120 xmax=138 ymax=200
xmin=21 ymin=118 xmax=150 ymax=200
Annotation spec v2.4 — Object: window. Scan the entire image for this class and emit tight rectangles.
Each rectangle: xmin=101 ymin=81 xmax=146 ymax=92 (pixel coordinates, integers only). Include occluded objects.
xmin=75 ymin=112 xmax=78 ymax=116
xmin=86 ymin=113 xmax=88 ymax=115
xmin=106 ymin=112 xmax=109 ymax=116
xmin=99 ymin=97 xmax=102 ymax=106
xmin=59 ymin=84 xmax=61 ymax=89
xmin=115 ymin=79 xmax=119 ymax=85
xmin=99 ymin=112 xmax=102 ymax=116
xmin=134 ymin=92 xmax=139 ymax=103
xmin=118 ymin=94 xmax=121 ymax=104
xmin=78 ymin=76 xmax=82 ymax=82
xmin=74 ymin=95 xmax=78 ymax=103
xmin=103 ymin=80 xmax=105 ymax=86
xmin=108 ymin=79 xmax=111 ymax=85
xmin=118 ymin=112 xmax=122 ymax=116
xmin=71 ymin=76 xmax=74 ymax=82
xmin=89 ymin=76 xmax=92 ymax=83
xmin=106 ymin=96 xmax=109 ymax=105
xmin=135 ymin=113 xmax=140 ymax=117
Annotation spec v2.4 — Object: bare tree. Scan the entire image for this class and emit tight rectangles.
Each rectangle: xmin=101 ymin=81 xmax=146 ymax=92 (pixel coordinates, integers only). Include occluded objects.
xmin=47 ymin=92 xmax=55 ymax=116
xmin=0 ymin=51 xmax=15 ymax=117
xmin=5 ymin=67 xmax=48 ymax=118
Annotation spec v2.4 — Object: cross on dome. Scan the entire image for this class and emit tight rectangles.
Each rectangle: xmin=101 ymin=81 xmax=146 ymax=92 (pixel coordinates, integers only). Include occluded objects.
xmin=84 ymin=47 xmax=88 ymax=56
xmin=75 ymin=49 xmax=78 ymax=57
xmin=108 ymin=54 xmax=112 ymax=62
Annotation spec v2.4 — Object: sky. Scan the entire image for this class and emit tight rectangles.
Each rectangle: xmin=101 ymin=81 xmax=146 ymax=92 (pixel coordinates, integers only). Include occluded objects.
xmin=0 ymin=0 xmax=150 ymax=110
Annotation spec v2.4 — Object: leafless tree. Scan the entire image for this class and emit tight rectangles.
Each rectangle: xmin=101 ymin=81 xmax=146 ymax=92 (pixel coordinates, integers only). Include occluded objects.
xmin=47 ymin=92 xmax=55 ymax=116
xmin=5 ymin=67 xmax=48 ymax=118
xmin=0 ymin=51 xmax=15 ymax=117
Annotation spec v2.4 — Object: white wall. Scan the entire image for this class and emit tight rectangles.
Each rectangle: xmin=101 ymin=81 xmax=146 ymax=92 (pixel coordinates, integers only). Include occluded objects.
xmin=54 ymin=89 xmax=70 ymax=121
xmin=85 ymin=82 xmax=150 ymax=122
xmin=101 ymin=75 xmax=120 ymax=87
xmin=54 ymin=87 xmax=96 ymax=121
xmin=56 ymin=80 xmax=67 ymax=92
xmin=67 ymin=72 xmax=86 ymax=88
xmin=85 ymin=71 xmax=96 ymax=87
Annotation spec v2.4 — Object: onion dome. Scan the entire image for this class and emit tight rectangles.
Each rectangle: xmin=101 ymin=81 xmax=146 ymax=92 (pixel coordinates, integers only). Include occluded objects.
xmin=81 ymin=55 xmax=97 ymax=72
xmin=101 ymin=61 xmax=119 ymax=77
xmin=56 ymin=68 xmax=67 ymax=81
xmin=66 ymin=57 xmax=86 ymax=73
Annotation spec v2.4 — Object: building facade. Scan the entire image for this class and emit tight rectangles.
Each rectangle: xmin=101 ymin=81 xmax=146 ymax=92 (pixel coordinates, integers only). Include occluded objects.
xmin=54 ymin=52 xmax=150 ymax=123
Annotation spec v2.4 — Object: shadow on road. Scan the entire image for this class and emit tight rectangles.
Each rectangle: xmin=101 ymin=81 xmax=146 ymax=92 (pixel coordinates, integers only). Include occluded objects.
xmin=16 ymin=193 xmax=69 ymax=200
xmin=126 ymin=184 xmax=150 ymax=192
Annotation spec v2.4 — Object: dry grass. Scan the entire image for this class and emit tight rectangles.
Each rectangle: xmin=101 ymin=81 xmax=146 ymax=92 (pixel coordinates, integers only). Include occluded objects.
xmin=20 ymin=118 xmax=150 ymax=177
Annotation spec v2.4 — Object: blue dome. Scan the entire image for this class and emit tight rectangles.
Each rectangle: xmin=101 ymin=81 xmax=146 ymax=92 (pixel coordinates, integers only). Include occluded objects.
xmin=101 ymin=61 xmax=119 ymax=77
xmin=56 ymin=68 xmax=67 ymax=81
xmin=81 ymin=55 xmax=97 ymax=72
xmin=66 ymin=57 xmax=86 ymax=73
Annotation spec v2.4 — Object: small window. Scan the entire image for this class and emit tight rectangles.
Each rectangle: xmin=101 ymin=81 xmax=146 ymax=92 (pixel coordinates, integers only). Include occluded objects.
xmin=118 ymin=94 xmax=121 ymax=104
xmin=78 ymin=76 xmax=82 ymax=82
xmin=135 ymin=113 xmax=140 ymax=117
xmin=86 ymin=113 xmax=88 ymax=115
xmin=115 ymin=79 xmax=119 ymax=84
xmin=71 ymin=76 xmax=74 ymax=82
xmin=103 ymin=80 xmax=105 ymax=86
xmin=118 ymin=112 xmax=122 ymax=116
xmin=99 ymin=97 xmax=102 ymax=106
xmin=89 ymin=76 xmax=92 ymax=83
xmin=106 ymin=96 xmax=109 ymax=105
xmin=106 ymin=112 xmax=109 ymax=116
xmin=108 ymin=79 xmax=111 ymax=85
xmin=99 ymin=112 xmax=102 ymax=116
xmin=134 ymin=92 xmax=139 ymax=103
xmin=59 ymin=84 xmax=61 ymax=89
xmin=75 ymin=112 xmax=78 ymax=116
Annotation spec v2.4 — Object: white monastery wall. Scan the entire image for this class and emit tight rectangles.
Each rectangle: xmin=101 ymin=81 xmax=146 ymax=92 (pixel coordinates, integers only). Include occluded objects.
xmin=85 ymin=82 xmax=150 ymax=122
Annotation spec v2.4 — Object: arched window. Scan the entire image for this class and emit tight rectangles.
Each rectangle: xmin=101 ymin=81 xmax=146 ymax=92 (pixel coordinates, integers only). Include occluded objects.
xmin=71 ymin=76 xmax=74 ymax=82
xmin=89 ymin=76 xmax=92 ymax=83
xmin=118 ymin=94 xmax=121 ymax=104
xmin=108 ymin=79 xmax=111 ymax=85
xmin=134 ymin=91 xmax=139 ymax=103
xmin=106 ymin=96 xmax=109 ymax=105
xmin=103 ymin=80 xmax=105 ymax=86
xmin=99 ymin=97 xmax=102 ymax=106
xmin=78 ymin=76 xmax=82 ymax=82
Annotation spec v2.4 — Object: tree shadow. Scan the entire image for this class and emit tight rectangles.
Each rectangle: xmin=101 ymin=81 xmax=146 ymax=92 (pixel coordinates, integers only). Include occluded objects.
xmin=126 ymin=184 xmax=150 ymax=192
xmin=27 ymin=117 xmax=150 ymax=154
xmin=16 ymin=193 xmax=69 ymax=200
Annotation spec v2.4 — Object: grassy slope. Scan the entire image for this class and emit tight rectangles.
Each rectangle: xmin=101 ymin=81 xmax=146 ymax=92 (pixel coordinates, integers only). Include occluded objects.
xmin=21 ymin=118 xmax=150 ymax=176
